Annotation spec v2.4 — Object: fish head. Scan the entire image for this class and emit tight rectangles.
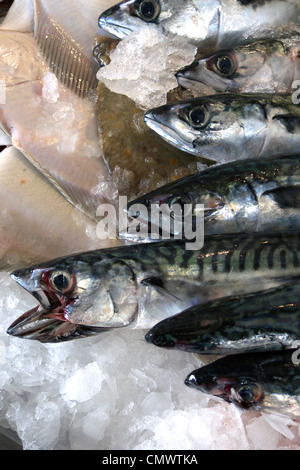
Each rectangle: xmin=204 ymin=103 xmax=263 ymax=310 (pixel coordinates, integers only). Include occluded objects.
xmin=7 ymin=253 xmax=139 ymax=342
xmin=185 ymin=361 xmax=264 ymax=409
xmin=176 ymin=43 xmax=269 ymax=93
xmin=98 ymin=0 xmax=178 ymax=38
xmin=123 ymin=173 xmax=226 ymax=241
xmin=144 ymin=96 xmax=268 ymax=160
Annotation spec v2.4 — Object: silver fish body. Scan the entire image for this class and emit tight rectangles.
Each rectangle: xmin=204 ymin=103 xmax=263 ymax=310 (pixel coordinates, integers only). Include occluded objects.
xmin=144 ymin=94 xmax=300 ymax=163
xmin=185 ymin=350 xmax=300 ymax=417
xmin=98 ymin=0 xmax=300 ymax=53
xmin=7 ymin=232 xmax=300 ymax=343
xmin=124 ymin=154 xmax=300 ymax=242
xmin=177 ymin=36 xmax=300 ymax=95
xmin=145 ymin=281 xmax=300 ymax=354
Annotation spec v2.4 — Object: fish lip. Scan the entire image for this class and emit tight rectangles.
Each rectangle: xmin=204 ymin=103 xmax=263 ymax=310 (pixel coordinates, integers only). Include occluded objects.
xmin=98 ymin=5 xmax=133 ymax=38
xmin=144 ymin=112 xmax=191 ymax=152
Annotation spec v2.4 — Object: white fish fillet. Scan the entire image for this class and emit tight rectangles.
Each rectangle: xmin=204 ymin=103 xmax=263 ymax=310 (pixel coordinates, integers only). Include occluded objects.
xmin=0 ymin=29 xmax=113 ymax=219
xmin=1 ymin=0 xmax=117 ymax=95
xmin=0 ymin=146 xmax=117 ymax=270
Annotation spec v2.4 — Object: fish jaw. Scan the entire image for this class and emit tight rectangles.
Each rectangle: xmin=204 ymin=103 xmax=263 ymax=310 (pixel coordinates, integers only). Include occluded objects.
xmin=98 ymin=1 xmax=140 ymax=38
xmin=144 ymin=106 xmax=198 ymax=156
xmin=185 ymin=367 xmax=264 ymax=409
xmin=7 ymin=269 xmax=103 ymax=343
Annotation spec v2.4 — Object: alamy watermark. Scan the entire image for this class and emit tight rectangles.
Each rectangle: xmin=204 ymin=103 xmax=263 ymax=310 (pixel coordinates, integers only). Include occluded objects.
xmin=291 ymin=341 xmax=300 ymax=365
xmin=96 ymin=196 xmax=204 ymax=250
xmin=292 ymin=80 xmax=300 ymax=105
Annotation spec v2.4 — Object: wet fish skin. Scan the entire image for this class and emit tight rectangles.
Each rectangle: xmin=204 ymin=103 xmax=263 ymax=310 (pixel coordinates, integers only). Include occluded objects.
xmin=185 ymin=350 xmax=300 ymax=416
xmin=177 ymin=36 xmax=300 ymax=95
xmin=7 ymin=232 xmax=300 ymax=343
xmin=145 ymin=281 xmax=300 ymax=354
xmin=124 ymin=154 xmax=300 ymax=242
xmin=99 ymin=0 xmax=300 ymax=53
xmin=144 ymin=94 xmax=300 ymax=163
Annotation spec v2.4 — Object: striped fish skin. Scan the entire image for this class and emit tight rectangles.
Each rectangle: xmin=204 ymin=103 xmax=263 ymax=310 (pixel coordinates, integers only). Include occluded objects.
xmin=124 ymin=154 xmax=300 ymax=242
xmin=185 ymin=350 xmax=300 ymax=417
xmin=7 ymin=232 xmax=300 ymax=342
xmin=98 ymin=0 xmax=300 ymax=54
xmin=145 ymin=281 xmax=300 ymax=354
xmin=144 ymin=94 xmax=300 ymax=163
xmin=177 ymin=35 xmax=300 ymax=95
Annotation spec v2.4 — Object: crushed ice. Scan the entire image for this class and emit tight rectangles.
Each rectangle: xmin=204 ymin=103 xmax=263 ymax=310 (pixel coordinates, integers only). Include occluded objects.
xmin=97 ymin=26 xmax=197 ymax=110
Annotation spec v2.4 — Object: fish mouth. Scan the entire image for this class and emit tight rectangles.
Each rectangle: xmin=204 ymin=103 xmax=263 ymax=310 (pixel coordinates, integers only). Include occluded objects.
xmin=185 ymin=371 xmax=234 ymax=402
xmin=7 ymin=272 xmax=106 ymax=343
xmin=98 ymin=6 xmax=133 ymax=39
xmin=144 ymin=110 xmax=193 ymax=154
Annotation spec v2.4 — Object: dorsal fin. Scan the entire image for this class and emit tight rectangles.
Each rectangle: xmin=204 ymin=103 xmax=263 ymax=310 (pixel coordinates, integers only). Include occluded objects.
xmin=34 ymin=0 xmax=99 ymax=97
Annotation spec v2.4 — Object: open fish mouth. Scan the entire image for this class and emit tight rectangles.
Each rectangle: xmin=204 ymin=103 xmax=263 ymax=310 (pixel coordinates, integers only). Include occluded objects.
xmin=6 ymin=272 xmax=105 ymax=343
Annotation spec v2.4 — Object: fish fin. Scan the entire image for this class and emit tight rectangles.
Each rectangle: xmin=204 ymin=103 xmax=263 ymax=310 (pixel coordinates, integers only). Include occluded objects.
xmin=263 ymin=186 xmax=300 ymax=209
xmin=0 ymin=0 xmax=34 ymax=32
xmin=272 ymin=114 xmax=300 ymax=134
xmin=34 ymin=0 xmax=98 ymax=97
xmin=141 ymin=277 xmax=185 ymax=305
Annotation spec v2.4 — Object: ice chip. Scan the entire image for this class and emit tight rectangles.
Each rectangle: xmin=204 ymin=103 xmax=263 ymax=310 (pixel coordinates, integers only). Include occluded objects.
xmin=97 ymin=27 xmax=197 ymax=110
xmin=62 ymin=362 xmax=104 ymax=403
xmin=42 ymin=72 xmax=59 ymax=103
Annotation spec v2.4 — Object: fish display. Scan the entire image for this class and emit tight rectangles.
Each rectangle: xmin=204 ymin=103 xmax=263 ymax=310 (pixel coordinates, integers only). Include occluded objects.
xmin=176 ymin=35 xmax=300 ymax=95
xmin=144 ymin=94 xmax=300 ymax=163
xmin=145 ymin=281 xmax=300 ymax=354
xmin=7 ymin=232 xmax=300 ymax=343
xmin=123 ymin=154 xmax=300 ymax=241
xmin=2 ymin=0 xmax=300 ymax=433
xmin=98 ymin=0 xmax=300 ymax=54
xmin=185 ymin=350 xmax=300 ymax=417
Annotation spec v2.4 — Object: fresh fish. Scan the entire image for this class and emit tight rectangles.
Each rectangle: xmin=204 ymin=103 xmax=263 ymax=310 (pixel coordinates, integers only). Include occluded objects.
xmin=177 ymin=35 xmax=300 ymax=95
xmin=0 ymin=0 xmax=117 ymax=96
xmin=145 ymin=281 xmax=300 ymax=354
xmin=0 ymin=146 xmax=116 ymax=270
xmin=32 ymin=0 xmax=116 ymax=97
xmin=123 ymin=154 xmax=300 ymax=242
xmin=185 ymin=350 xmax=300 ymax=417
xmin=7 ymin=232 xmax=300 ymax=343
xmin=144 ymin=94 xmax=300 ymax=163
xmin=98 ymin=0 xmax=300 ymax=53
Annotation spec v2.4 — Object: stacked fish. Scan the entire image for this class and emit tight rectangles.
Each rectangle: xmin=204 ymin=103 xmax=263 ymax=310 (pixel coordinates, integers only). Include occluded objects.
xmin=4 ymin=0 xmax=300 ymax=419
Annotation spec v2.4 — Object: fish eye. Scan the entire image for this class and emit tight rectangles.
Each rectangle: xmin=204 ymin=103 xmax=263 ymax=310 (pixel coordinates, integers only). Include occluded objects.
xmin=49 ymin=270 xmax=74 ymax=294
xmin=235 ymin=383 xmax=262 ymax=406
xmin=134 ymin=0 xmax=161 ymax=22
xmin=211 ymin=53 xmax=237 ymax=78
xmin=183 ymin=105 xmax=210 ymax=130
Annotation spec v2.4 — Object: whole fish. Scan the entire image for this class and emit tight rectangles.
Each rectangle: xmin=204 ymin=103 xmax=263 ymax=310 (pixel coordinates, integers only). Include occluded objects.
xmin=144 ymin=94 xmax=300 ymax=163
xmin=7 ymin=232 xmax=300 ymax=343
xmin=98 ymin=0 xmax=300 ymax=54
xmin=123 ymin=154 xmax=300 ymax=242
xmin=177 ymin=36 xmax=300 ymax=95
xmin=185 ymin=350 xmax=300 ymax=417
xmin=145 ymin=281 xmax=300 ymax=354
